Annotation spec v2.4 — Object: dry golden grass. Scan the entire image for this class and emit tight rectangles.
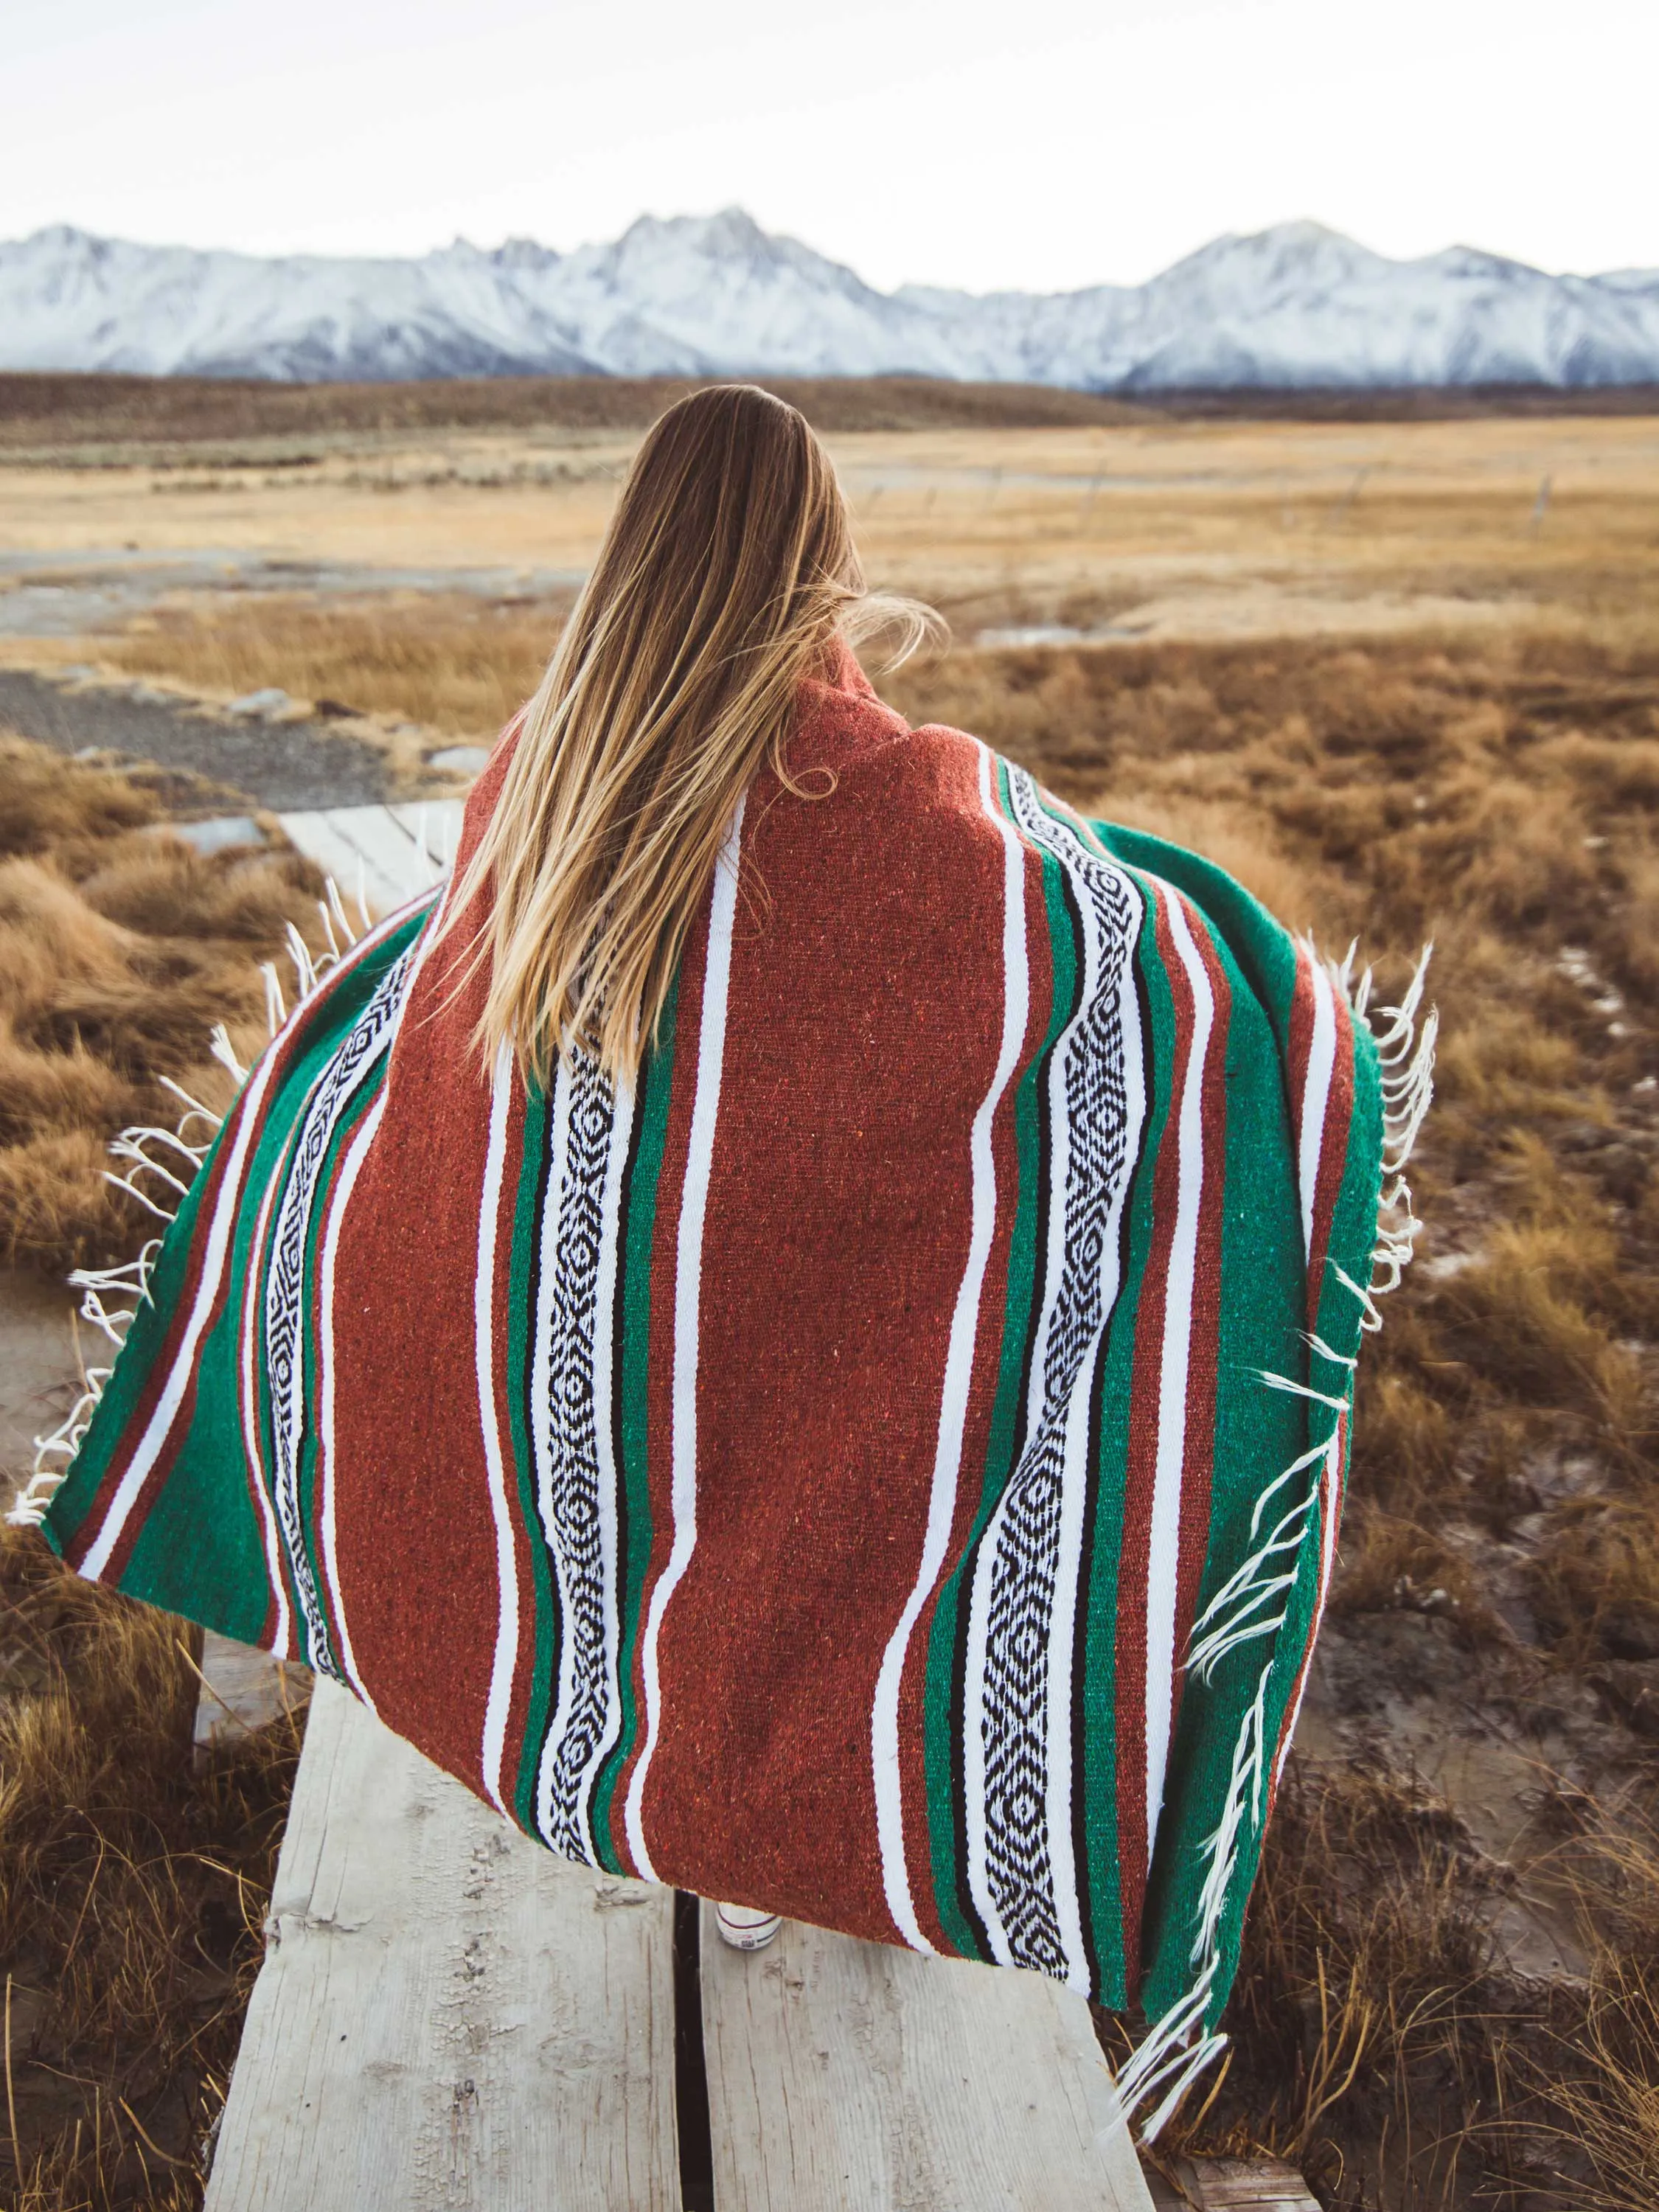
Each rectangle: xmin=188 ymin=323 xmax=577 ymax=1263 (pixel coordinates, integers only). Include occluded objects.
xmin=1531 ymin=1829 xmax=1659 ymax=2211
xmin=102 ymin=594 xmax=562 ymax=741
xmin=0 ymin=736 xmax=325 ymax=1276
xmin=0 ymin=1523 xmax=300 ymax=2209
xmin=1138 ymin=1762 xmax=1659 ymax=2211
xmin=7 ymin=411 xmax=1658 ymax=630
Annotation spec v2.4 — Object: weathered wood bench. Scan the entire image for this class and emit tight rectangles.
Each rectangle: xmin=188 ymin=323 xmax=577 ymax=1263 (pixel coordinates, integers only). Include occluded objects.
xmin=202 ymin=1675 xmax=1155 ymax=2211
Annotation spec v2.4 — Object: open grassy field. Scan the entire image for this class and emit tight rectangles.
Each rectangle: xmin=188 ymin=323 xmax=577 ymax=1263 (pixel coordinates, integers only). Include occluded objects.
xmin=2 ymin=386 xmax=1658 ymax=2208
xmin=4 ymin=403 xmax=1656 ymax=651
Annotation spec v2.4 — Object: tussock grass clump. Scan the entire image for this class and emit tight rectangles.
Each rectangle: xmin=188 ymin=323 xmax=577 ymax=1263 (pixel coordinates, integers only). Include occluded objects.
xmin=1534 ymin=1831 xmax=1659 ymax=2210
xmin=1439 ymin=1220 xmax=1646 ymax=1433
xmin=1150 ymin=1765 xmax=1659 ymax=2211
xmin=1531 ymin=1503 xmax=1659 ymax=1663
xmin=0 ymin=748 xmax=156 ymax=859
xmin=0 ymin=1523 xmax=300 ymax=2208
xmin=0 ymin=736 xmax=324 ymax=1275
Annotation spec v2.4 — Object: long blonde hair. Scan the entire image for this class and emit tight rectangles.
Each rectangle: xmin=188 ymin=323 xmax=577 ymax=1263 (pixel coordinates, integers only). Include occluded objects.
xmin=440 ymin=383 xmax=937 ymax=1089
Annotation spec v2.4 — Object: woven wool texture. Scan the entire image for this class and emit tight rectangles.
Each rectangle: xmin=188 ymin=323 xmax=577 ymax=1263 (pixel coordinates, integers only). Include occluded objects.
xmin=35 ymin=653 xmax=1389 ymax=2081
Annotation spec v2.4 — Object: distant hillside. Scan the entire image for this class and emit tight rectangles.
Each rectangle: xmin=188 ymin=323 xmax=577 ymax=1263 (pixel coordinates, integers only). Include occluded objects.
xmin=0 ymin=372 xmax=1147 ymax=449
xmin=3 ymin=212 xmax=1658 ymax=392
xmin=2 ymin=372 xmax=1655 ymax=457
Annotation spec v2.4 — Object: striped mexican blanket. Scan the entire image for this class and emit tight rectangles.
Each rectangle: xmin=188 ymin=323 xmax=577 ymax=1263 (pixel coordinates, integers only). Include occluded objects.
xmin=18 ymin=655 xmax=1429 ymax=2124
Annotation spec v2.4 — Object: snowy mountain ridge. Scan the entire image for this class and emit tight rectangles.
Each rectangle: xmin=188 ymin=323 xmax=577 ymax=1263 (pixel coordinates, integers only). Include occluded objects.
xmin=3 ymin=209 xmax=1658 ymax=389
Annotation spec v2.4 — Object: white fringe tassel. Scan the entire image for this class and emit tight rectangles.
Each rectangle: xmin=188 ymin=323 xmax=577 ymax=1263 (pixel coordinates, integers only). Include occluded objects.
xmin=1116 ymin=944 xmax=1435 ymax=2140
xmin=7 ymin=883 xmax=365 ymax=1531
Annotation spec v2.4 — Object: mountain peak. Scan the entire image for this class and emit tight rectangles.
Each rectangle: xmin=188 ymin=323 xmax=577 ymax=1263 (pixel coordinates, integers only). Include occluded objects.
xmin=1164 ymin=220 xmax=1389 ymax=287
xmin=0 ymin=212 xmax=1652 ymax=389
xmin=608 ymin=206 xmax=787 ymax=268
xmin=490 ymin=235 xmax=562 ymax=273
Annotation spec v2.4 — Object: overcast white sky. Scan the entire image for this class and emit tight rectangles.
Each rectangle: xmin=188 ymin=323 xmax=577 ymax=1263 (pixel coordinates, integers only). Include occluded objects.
xmin=5 ymin=0 xmax=1654 ymax=292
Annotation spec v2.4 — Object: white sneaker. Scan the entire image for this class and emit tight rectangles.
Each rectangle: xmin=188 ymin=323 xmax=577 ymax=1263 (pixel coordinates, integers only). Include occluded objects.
xmin=714 ymin=1902 xmax=782 ymax=1952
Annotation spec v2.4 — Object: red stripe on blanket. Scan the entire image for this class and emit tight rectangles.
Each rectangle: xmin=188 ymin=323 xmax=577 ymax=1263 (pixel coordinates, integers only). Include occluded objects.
xmin=894 ymin=799 xmax=1054 ymax=1954
xmin=321 ymin=931 xmax=502 ymax=1801
xmin=636 ymin=721 xmax=1011 ymax=1942
xmin=237 ymin=1162 xmax=287 ymax=1657
xmin=1287 ymin=948 xmax=1316 ymax=1147
xmin=1113 ymin=878 xmax=1189 ymax=1987
xmin=1305 ymin=981 xmax=1356 ymax=1326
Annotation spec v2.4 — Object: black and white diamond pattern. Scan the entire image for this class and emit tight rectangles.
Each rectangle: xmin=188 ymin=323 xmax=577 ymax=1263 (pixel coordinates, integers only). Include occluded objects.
xmin=264 ymin=948 xmax=415 ymax=1676
xmin=970 ymin=769 xmax=1140 ymax=1977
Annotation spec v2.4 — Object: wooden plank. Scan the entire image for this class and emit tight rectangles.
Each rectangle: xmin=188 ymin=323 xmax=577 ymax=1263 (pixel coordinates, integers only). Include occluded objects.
xmin=1141 ymin=2160 xmax=1189 ymax=2211
xmin=385 ymin=800 xmax=467 ymax=875
xmin=192 ymin=1630 xmax=309 ymax=1759
xmin=1169 ymin=2158 xmax=1322 ymax=2211
xmin=274 ymin=806 xmax=412 ymax=916
xmin=276 ymin=802 xmax=464 ymax=917
xmin=205 ymin=1680 xmax=679 ymax=2212
xmin=699 ymin=1902 xmax=1156 ymax=2212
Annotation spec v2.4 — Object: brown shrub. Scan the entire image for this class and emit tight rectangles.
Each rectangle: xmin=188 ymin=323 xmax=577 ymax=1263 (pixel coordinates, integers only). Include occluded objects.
xmin=1537 ymin=728 xmax=1659 ymax=813
xmin=1436 ymin=1222 xmax=1645 ymax=1433
xmin=0 ymin=738 xmax=323 ymax=1279
xmin=77 ymin=839 xmax=322 ymax=943
xmin=1433 ymin=998 xmax=1580 ymax=1124
xmin=1348 ymin=1370 xmax=1455 ymax=1502
xmin=0 ymin=1130 xmax=150 ymax=1276
xmin=0 ymin=1030 xmax=139 ymax=1150
xmin=0 ymin=1523 xmax=302 ymax=2206
xmin=1531 ymin=1500 xmax=1659 ymax=1660
xmin=0 ymin=740 xmax=158 ymax=858
xmin=1329 ymin=1508 xmax=1492 ymax=1624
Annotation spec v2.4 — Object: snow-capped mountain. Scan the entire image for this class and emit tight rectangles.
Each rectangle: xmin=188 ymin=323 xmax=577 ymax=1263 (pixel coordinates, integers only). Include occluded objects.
xmin=3 ymin=209 xmax=1657 ymax=389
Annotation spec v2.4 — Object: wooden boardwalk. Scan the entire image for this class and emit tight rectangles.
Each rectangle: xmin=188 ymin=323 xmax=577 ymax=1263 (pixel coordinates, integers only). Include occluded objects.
xmin=205 ymin=1678 xmax=1154 ymax=2212
xmin=277 ymin=801 xmax=467 ymax=918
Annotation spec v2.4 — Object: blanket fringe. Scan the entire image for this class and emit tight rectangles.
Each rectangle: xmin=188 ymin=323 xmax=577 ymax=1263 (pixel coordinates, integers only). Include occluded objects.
xmin=1113 ymin=944 xmax=1435 ymax=2139
xmin=1338 ymin=941 xmax=1437 ymax=1315
xmin=6 ymin=880 xmax=367 ymax=1531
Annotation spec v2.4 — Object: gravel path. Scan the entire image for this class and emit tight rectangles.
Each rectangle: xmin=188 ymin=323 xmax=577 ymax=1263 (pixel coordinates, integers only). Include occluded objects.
xmin=0 ymin=669 xmax=394 ymax=810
